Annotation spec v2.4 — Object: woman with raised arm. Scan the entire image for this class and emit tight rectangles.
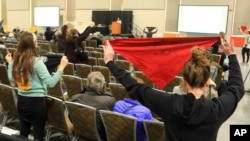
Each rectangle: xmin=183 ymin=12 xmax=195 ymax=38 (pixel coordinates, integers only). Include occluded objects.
xmin=5 ymin=32 xmax=68 ymax=141
xmin=103 ymin=39 xmax=244 ymax=141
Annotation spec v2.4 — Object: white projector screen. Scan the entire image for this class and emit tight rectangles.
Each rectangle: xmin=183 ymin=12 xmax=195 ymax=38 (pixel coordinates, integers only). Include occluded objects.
xmin=34 ymin=7 xmax=60 ymax=27
xmin=178 ymin=5 xmax=229 ymax=34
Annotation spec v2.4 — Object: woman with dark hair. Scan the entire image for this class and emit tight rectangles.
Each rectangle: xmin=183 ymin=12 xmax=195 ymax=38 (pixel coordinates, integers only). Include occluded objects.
xmin=103 ymin=39 xmax=244 ymax=141
xmin=5 ymin=31 xmax=68 ymax=141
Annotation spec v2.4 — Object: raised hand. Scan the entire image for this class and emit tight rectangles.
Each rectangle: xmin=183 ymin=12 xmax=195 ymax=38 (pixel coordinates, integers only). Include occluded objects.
xmin=103 ymin=40 xmax=115 ymax=64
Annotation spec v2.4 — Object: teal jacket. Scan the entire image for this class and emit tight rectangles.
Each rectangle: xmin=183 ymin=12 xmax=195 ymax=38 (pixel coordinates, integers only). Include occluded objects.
xmin=8 ymin=57 xmax=63 ymax=97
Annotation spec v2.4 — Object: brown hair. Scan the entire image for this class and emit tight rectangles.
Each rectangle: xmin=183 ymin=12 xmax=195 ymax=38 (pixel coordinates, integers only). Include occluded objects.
xmin=182 ymin=46 xmax=210 ymax=88
xmin=12 ymin=32 xmax=38 ymax=85
xmin=66 ymin=28 xmax=78 ymax=42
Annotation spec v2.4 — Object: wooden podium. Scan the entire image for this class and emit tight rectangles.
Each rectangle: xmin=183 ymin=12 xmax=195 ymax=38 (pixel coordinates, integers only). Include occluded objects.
xmin=111 ymin=21 xmax=121 ymax=35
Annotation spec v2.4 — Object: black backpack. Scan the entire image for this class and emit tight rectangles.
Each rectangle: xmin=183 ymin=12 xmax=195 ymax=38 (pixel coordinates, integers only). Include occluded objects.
xmin=73 ymin=37 xmax=88 ymax=61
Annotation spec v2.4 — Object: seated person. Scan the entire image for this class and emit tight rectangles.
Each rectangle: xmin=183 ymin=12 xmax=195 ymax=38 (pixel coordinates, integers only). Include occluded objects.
xmin=6 ymin=32 xmax=17 ymax=42
xmin=113 ymin=76 xmax=155 ymax=141
xmin=173 ymin=78 xmax=217 ymax=99
xmin=70 ymin=71 xmax=116 ymax=141
xmin=172 ymin=79 xmax=187 ymax=95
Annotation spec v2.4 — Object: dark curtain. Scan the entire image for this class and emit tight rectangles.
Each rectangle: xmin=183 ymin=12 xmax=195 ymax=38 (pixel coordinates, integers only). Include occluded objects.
xmin=92 ymin=11 xmax=111 ymax=27
xmin=92 ymin=11 xmax=133 ymax=34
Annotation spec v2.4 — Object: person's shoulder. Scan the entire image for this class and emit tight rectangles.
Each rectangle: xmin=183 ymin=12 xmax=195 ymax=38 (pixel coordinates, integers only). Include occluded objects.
xmin=115 ymin=99 xmax=126 ymax=105
xmin=101 ymin=93 xmax=116 ymax=101
xmin=100 ymin=92 xmax=113 ymax=97
xmin=137 ymin=104 xmax=151 ymax=111
xmin=71 ymin=93 xmax=83 ymax=99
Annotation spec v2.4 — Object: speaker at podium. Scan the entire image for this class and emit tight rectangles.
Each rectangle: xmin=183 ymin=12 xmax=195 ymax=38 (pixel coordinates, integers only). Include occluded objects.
xmin=111 ymin=21 xmax=121 ymax=35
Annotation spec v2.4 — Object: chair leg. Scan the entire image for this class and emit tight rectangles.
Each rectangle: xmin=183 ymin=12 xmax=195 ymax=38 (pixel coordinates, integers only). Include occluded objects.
xmin=1 ymin=113 xmax=8 ymax=127
xmin=71 ymin=136 xmax=78 ymax=141
xmin=0 ymin=113 xmax=8 ymax=133
xmin=70 ymin=131 xmax=78 ymax=141
xmin=45 ymin=127 xmax=51 ymax=141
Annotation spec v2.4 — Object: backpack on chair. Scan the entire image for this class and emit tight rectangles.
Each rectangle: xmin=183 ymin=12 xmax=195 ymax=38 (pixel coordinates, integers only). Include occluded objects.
xmin=73 ymin=37 xmax=88 ymax=61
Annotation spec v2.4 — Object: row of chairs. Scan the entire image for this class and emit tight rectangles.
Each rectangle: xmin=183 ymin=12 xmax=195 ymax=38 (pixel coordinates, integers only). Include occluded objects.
xmin=0 ymin=84 xmax=165 ymax=141
xmin=0 ymin=61 xmax=183 ymax=100
xmin=65 ymin=60 xmax=133 ymax=77
xmin=3 ymin=42 xmax=18 ymax=48
xmin=0 ymin=62 xmax=136 ymax=100
xmin=37 ymin=40 xmax=98 ymax=55
xmin=1 ymin=61 xmax=175 ymax=99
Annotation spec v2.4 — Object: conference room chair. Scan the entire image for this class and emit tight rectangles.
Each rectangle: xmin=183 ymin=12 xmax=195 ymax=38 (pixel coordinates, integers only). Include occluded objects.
xmin=134 ymin=71 xmax=154 ymax=88
xmin=85 ymin=46 xmax=95 ymax=52
xmin=40 ymin=43 xmax=52 ymax=53
xmin=95 ymin=47 xmax=104 ymax=53
xmin=63 ymin=62 xmax=75 ymax=75
xmin=87 ymin=56 xmax=97 ymax=66
xmin=210 ymin=62 xmax=224 ymax=90
xmin=48 ymin=79 xmax=66 ymax=101
xmin=13 ymin=44 xmax=18 ymax=49
xmin=81 ymin=41 xmax=86 ymax=50
xmin=4 ymin=43 xmax=15 ymax=48
xmin=65 ymin=101 xmax=101 ymax=141
xmin=0 ymin=64 xmax=12 ymax=86
xmin=143 ymin=120 xmax=166 ymax=141
xmin=162 ymin=76 xmax=182 ymax=92
xmin=50 ymin=43 xmax=58 ymax=53
xmin=82 ymin=78 xmax=87 ymax=90
xmin=116 ymin=54 xmax=126 ymax=60
xmin=0 ymin=84 xmax=19 ymax=127
xmin=89 ymin=51 xmax=103 ymax=59
xmin=45 ymin=95 xmax=74 ymax=141
xmin=115 ymin=60 xmax=130 ymax=71
xmin=74 ymin=63 xmax=92 ymax=79
xmin=99 ymin=110 xmax=137 ymax=141
xmin=97 ymin=58 xmax=106 ymax=66
xmin=109 ymin=82 xmax=128 ymax=101
xmin=62 ymin=75 xmax=83 ymax=99
xmin=86 ymin=40 xmax=97 ymax=48
xmin=0 ymin=47 xmax=8 ymax=61
xmin=211 ymin=54 xmax=221 ymax=64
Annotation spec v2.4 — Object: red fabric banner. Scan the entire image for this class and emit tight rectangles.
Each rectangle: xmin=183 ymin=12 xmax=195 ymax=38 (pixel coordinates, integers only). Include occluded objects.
xmin=109 ymin=37 xmax=220 ymax=89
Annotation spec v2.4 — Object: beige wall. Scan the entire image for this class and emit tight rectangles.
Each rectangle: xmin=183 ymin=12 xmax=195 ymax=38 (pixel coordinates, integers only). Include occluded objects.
xmin=1 ymin=0 xmax=249 ymax=36
xmin=111 ymin=0 xmax=122 ymax=10
xmin=233 ymin=0 xmax=250 ymax=34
